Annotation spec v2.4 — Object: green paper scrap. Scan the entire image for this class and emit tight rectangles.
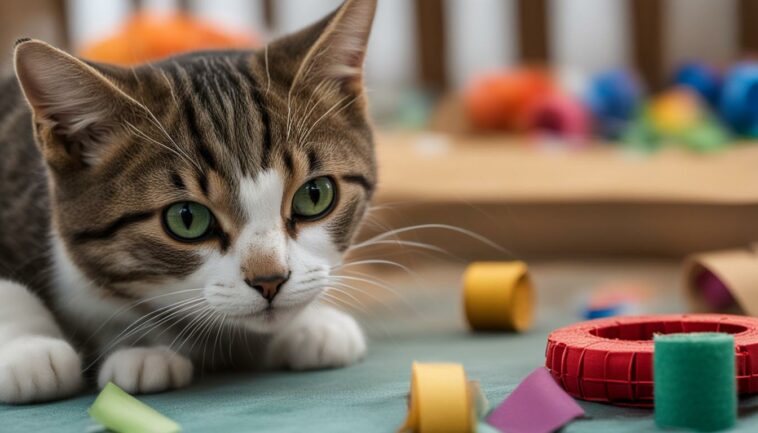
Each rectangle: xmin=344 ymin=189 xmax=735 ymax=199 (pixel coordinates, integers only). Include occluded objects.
xmin=654 ymin=332 xmax=736 ymax=432
xmin=470 ymin=380 xmax=491 ymax=419
xmin=477 ymin=422 xmax=502 ymax=433
xmin=89 ymin=382 xmax=181 ymax=433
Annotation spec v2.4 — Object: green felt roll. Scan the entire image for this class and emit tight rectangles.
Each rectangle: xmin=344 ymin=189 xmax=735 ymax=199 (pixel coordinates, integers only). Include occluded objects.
xmin=654 ymin=332 xmax=736 ymax=432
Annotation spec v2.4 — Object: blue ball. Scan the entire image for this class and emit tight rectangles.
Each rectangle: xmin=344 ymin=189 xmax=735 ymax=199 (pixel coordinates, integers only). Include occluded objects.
xmin=720 ymin=62 xmax=758 ymax=137
xmin=585 ymin=69 xmax=642 ymax=139
xmin=673 ymin=62 xmax=721 ymax=107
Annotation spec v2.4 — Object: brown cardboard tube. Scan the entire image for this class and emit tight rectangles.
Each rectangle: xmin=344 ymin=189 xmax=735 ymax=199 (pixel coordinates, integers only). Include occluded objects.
xmin=684 ymin=248 xmax=758 ymax=316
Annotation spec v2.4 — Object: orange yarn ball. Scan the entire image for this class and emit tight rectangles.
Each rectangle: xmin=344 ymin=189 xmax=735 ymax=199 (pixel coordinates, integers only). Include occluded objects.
xmin=465 ymin=68 xmax=555 ymax=131
xmin=80 ymin=13 xmax=259 ymax=66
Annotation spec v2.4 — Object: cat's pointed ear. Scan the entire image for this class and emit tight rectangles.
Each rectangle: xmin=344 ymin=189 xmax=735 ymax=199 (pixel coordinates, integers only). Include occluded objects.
xmin=277 ymin=0 xmax=377 ymax=95
xmin=14 ymin=39 xmax=138 ymax=168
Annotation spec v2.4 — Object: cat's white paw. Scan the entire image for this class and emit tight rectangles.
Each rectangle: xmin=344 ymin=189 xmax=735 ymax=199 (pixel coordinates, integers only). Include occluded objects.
xmin=267 ymin=307 xmax=366 ymax=370
xmin=98 ymin=346 xmax=193 ymax=394
xmin=0 ymin=336 xmax=82 ymax=404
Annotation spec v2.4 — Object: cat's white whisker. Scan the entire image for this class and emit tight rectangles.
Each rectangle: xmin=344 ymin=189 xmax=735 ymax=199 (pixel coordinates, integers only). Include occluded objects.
xmin=328 ymin=281 xmax=403 ymax=312
xmin=84 ymin=298 xmax=206 ymax=371
xmin=328 ymin=277 xmax=421 ymax=317
xmin=210 ymin=313 xmax=227 ymax=369
xmin=332 ymin=259 xmax=414 ymax=275
xmin=168 ymin=306 xmax=215 ymax=356
xmin=92 ymin=297 xmax=204 ymax=357
xmin=300 ymin=94 xmax=358 ymax=145
xmin=137 ymin=302 xmax=212 ymax=358
xmin=124 ymin=121 xmax=202 ymax=173
xmin=339 ymin=264 xmax=435 ymax=303
xmin=293 ymin=79 xmax=333 ymax=141
xmin=264 ymin=44 xmax=272 ymax=95
xmin=319 ymin=291 xmax=369 ymax=315
xmin=196 ymin=312 xmax=220 ymax=373
xmin=328 ymin=274 xmax=399 ymax=296
xmin=318 ymin=290 xmax=391 ymax=338
xmin=127 ymin=82 xmax=202 ymax=173
xmin=224 ymin=314 xmax=235 ymax=369
xmin=346 ymin=239 xmax=449 ymax=255
xmin=206 ymin=313 xmax=227 ymax=369
xmin=132 ymin=98 xmax=199 ymax=168
xmin=130 ymin=299 xmax=208 ymax=346
xmin=350 ymin=223 xmax=509 ymax=255
xmin=82 ymin=288 xmax=204 ymax=344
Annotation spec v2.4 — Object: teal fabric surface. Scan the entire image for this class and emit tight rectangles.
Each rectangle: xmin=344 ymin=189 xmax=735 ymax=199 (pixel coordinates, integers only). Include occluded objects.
xmin=3 ymin=264 xmax=758 ymax=433
xmin=4 ymin=326 xmax=758 ymax=432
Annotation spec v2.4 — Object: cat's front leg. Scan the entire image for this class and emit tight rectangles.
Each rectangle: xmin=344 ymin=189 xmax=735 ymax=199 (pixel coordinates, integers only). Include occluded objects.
xmin=0 ymin=280 xmax=82 ymax=403
xmin=98 ymin=346 xmax=193 ymax=394
xmin=265 ymin=304 xmax=366 ymax=370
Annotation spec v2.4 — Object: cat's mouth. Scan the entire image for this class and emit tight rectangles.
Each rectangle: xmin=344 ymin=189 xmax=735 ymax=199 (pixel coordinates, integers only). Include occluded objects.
xmin=227 ymin=304 xmax=299 ymax=322
xmin=225 ymin=304 xmax=302 ymax=333
xmin=261 ymin=307 xmax=280 ymax=322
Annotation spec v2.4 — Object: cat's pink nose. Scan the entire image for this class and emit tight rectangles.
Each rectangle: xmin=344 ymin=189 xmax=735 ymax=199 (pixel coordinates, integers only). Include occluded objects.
xmin=245 ymin=274 xmax=289 ymax=302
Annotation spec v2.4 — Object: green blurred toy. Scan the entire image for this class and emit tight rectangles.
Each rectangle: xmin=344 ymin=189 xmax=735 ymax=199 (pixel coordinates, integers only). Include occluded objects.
xmin=622 ymin=87 xmax=729 ymax=153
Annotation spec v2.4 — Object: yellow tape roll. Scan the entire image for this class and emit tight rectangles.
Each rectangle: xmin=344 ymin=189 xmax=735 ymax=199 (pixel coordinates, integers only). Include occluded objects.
xmin=399 ymin=363 xmax=475 ymax=433
xmin=463 ymin=261 xmax=535 ymax=332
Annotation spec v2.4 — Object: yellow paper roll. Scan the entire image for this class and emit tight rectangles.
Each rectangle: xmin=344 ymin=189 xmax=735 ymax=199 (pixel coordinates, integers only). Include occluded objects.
xmin=399 ymin=363 xmax=475 ymax=433
xmin=463 ymin=261 xmax=534 ymax=332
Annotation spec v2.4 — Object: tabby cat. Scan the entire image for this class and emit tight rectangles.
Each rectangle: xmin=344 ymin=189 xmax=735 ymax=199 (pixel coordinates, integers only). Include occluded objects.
xmin=0 ymin=0 xmax=377 ymax=403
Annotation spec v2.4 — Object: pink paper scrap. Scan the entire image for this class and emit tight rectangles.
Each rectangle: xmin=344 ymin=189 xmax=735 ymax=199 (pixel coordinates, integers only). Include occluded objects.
xmin=487 ymin=367 xmax=585 ymax=433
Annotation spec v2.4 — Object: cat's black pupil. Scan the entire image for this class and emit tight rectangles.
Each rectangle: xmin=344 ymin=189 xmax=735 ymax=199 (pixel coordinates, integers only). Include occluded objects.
xmin=179 ymin=204 xmax=194 ymax=229
xmin=307 ymin=181 xmax=321 ymax=205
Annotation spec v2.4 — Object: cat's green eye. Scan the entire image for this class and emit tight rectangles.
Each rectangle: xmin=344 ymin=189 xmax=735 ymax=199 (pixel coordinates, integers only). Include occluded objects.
xmin=292 ymin=177 xmax=336 ymax=221
xmin=163 ymin=202 xmax=214 ymax=241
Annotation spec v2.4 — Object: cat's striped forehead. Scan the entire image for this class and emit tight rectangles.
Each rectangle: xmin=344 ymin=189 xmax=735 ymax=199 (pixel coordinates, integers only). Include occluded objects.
xmin=127 ymin=50 xmax=373 ymax=176
xmin=99 ymin=49 xmax=375 ymax=216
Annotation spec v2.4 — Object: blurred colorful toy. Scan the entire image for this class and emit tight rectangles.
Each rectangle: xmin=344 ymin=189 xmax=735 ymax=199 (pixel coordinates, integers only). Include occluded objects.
xmin=464 ymin=68 xmax=554 ymax=131
xmin=624 ymin=87 xmax=730 ymax=152
xmin=583 ymin=302 xmax=630 ymax=320
xmin=581 ymin=282 xmax=646 ymax=320
xmin=80 ymin=13 xmax=259 ymax=66
xmin=457 ymin=60 xmax=758 ymax=152
xmin=521 ymin=93 xmax=591 ymax=143
xmin=648 ymin=88 xmax=704 ymax=135
xmin=584 ymin=69 xmax=642 ymax=139
xmin=673 ymin=63 xmax=722 ymax=108
xmin=719 ymin=62 xmax=758 ymax=137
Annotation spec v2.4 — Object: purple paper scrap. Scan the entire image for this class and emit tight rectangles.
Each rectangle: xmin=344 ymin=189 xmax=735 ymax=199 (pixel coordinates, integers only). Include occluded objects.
xmin=487 ymin=367 xmax=585 ymax=433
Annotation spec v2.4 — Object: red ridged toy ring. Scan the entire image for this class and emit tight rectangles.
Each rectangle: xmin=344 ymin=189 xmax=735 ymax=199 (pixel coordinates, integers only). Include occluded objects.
xmin=545 ymin=314 xmax=758 ymax=406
